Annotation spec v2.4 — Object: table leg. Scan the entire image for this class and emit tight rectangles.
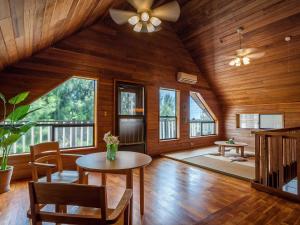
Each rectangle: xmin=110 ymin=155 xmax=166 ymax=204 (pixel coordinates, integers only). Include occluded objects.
xmin=218 ymin=145 xmax=221 ymax=153
xmin=241 ymin=146 xmax=245 ymax=157
xmin=101 ymin=173 xmax=106 ymax=186
xmin=78 ymin=167 xmax=84 ymax=184
xmin=236 ymin=147 xmax=240 ymax=154
xmin=140 ymin=167 xmax=144 ymax=215
xmin=221 ymin=146 xmax=225 ymax=156
xmin=126 ymin=170 xmax=133 ymax=225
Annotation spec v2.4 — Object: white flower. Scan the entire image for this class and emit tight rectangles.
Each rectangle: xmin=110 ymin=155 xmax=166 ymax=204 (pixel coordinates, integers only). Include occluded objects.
xmin=103 ymin=131 xmax=119 ymax=145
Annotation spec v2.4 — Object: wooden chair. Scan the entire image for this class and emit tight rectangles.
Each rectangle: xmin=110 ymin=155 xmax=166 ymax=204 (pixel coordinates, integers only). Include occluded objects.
xmin=29 ymin=142 xmax=86 ymax=184
xmin=28 ymin=181 xmax=132 ymax=225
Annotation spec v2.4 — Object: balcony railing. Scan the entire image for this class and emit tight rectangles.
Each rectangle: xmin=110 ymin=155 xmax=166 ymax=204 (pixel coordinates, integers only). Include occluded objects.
xmin=190 ymin=121 xmax=216 ymax=137
xmin=0 ymin=121 xmax=94 ymax=154
xmin=160 ymin=117 xmax=177 ymax=140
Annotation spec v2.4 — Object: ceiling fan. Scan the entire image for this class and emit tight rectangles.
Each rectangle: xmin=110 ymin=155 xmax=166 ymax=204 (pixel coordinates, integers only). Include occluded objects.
xmin=228 ymin=27 xmax=265 ymax=66
xmin=109 ymin=0 xmax=180 ymax=33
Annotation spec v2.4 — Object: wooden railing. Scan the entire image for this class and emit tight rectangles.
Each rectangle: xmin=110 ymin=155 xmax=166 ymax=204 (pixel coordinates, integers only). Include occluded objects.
xmin=0 ymin=121 xmax=94 ymax=154
xmin=253 ymin=127 xmax=300 ymax=201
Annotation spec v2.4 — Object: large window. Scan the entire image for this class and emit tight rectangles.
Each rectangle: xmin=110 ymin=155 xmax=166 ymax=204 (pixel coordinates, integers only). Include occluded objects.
xmin=189 ymin=91 xmax=216 ymax=137
xmin=159 ymin=88 xmax=179 ymax=140
xmin=8 ymin=77 xmax=96 ymax=154
xmin=237 ymin=114 xmax=284 ymax=129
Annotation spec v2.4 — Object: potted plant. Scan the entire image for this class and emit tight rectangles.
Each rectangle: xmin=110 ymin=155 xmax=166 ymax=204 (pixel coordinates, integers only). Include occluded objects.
xmin=103 ymin=131 xmax=120 ymax=160
xmin=0 ymin=91 xmax=39 ymax=193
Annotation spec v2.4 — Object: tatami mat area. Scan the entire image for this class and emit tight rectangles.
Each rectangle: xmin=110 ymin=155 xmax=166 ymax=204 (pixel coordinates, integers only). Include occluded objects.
xmin=163 ymin=146 xmax=255 ymax=180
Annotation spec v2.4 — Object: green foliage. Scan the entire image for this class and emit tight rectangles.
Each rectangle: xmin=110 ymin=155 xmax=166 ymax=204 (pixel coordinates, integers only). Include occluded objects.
xmin=0 ymin=92 xmax=38 ymax=171
xmin=7 ymin=105 xmax=30 ymax=122
xmin=27 ymin=78 xmax=95 ymax=122
xmin=160 ymin=90 xmax=176 ymax=117
xmin=8 ymin=92 xmax=29 ymax=105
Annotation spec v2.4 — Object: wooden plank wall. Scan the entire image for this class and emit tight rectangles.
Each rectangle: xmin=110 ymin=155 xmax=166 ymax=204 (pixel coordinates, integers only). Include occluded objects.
xmin=0 ymin=20 xmax=223 ymax=179
xmin=176 ymin=0 xmax=300 ymax=147
xmin=225 ymin=103 xmax=300 ymax=151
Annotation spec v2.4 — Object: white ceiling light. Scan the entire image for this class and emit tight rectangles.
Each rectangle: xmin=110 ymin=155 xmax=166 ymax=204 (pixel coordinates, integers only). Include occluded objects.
xmin=109 ymin=1 xmax=180 ymax=34
xmin=150 ymin=17 xmax=161 ymax=26
xmin=133 ymin=22 xmax=143 ymax=32
xmin=141 ymin=12 xmax=150 ymax=22
xmin=242 ymin=56 xmax=250 ymax=65
xmin=128 ymin=15 xmax=140 ymax=25
xmin=227 ymin=27 xmax=265 ymax=67
xmin=146 ymin=23 xmax=155 ymax=32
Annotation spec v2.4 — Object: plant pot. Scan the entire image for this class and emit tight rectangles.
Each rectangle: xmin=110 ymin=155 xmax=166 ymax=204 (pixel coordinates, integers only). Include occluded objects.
xmin=0 ymin=166 xmax=14 ymax=194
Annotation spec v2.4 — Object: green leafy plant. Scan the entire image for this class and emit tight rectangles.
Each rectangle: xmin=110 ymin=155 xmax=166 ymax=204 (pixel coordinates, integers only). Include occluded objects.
xmin=0 ymin=92 xmax=40 ymax=171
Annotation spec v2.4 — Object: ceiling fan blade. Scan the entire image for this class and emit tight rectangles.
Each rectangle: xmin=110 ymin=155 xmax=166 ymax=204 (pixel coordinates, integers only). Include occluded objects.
xmin=247 ymin=52 xmax=265 ymax=59
xmin=151 ymin=1 xmax=180 ymax=22
xmin=236 ymin=48 xmax=257 ymax=56
xmin=224 ymin=55 xmax=237 ymax=59
xmin=109 ymin=9 xmax=137 ymax=25
xmin=127 ymin=0 xmax=154 ymax=11
xmin=127 ymin=0 xmax=139 ymax=10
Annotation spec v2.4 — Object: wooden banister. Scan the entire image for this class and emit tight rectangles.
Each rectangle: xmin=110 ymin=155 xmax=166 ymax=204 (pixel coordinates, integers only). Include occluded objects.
xmin=252 ymin=127 xmax=300 ymax=201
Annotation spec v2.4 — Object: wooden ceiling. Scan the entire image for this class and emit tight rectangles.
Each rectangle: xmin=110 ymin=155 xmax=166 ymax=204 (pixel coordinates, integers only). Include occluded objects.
xmin=175 ymin=0 xmax=300 ymax=106
xmin=1 ymin=0 xmax=300 ymax=107
xmin=0 ymin=0 xmax=119 ymax=70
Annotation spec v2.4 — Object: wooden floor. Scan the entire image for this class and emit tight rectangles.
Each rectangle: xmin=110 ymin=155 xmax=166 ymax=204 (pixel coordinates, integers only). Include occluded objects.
xmin=1 ymin=157 xmax=300 ymax=225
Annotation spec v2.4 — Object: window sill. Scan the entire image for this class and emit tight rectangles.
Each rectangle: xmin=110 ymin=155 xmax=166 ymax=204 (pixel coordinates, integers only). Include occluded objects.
xmin=190 ymin=134 xmax=217 ymax=139
xmin=159 ymin=138 xmax=180 ymax=143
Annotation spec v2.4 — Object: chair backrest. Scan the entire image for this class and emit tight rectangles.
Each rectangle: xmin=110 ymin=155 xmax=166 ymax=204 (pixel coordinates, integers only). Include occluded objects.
xmin=30 ymin=141 xmax=63 ymax=171
xmin=28 ymin=181 xmax=107 ymax=225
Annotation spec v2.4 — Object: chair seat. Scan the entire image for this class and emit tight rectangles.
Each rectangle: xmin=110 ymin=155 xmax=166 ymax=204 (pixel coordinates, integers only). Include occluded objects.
xmin=38 ymin=170 xmax=79 ymax=183
xmin=69 ymin=206 xmax=124 ymax=225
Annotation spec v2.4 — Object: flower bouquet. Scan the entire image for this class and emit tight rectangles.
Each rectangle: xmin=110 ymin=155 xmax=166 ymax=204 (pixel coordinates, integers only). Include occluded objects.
xmin=103 ymin=132 xmax=120 ymax=160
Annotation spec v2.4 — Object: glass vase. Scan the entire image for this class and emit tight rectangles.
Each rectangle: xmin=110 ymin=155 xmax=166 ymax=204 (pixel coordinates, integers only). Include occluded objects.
xmin=106 ymin=144 xmax=118 ymax=160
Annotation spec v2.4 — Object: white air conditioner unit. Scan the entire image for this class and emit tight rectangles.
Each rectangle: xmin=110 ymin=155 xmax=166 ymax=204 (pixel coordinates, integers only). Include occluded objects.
xmin=177 ymin=72 xmax=198 ymax=84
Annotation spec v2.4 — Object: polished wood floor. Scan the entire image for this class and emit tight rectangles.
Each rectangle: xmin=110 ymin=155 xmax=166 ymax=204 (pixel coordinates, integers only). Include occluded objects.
xmin=1 ymin=157 xmax=300 ymax=225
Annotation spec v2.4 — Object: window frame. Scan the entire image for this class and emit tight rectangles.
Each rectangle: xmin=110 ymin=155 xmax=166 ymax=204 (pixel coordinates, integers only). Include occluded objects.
xmin=1 ymin=76 xmax=98 ymax=155
xmin=189 ymin=91 xmax=217 ymax=138
xmin=236 ymin=113 xmax=284 ymax=129
xmin=159 ymin=88 xmax=180 ymax=141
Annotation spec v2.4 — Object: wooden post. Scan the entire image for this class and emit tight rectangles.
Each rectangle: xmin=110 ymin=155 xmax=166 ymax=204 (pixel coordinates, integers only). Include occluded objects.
xmin=278 ymin=136 xmax=284 ymax=189
xmin=255 ymin=134 xmax=260 ymax=183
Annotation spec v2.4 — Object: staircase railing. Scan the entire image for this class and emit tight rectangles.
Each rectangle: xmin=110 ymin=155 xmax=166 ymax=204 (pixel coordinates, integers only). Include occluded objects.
xmin=252 ymin=127 xmax=300 ymax=201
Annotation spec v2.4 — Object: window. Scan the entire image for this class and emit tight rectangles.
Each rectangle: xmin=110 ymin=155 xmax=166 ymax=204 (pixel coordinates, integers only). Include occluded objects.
xmin=260 ymin=114 xmax=283 ymax=129
xmin=189 ymin=91 xmax=216 ymax=137
xmin=8 ymin=77 xmax=96 ymax=154
xmin=238 ymin=114 xmax=259 ymax=129
xmin=159 ymin=88 xmax=179 ymax=140
xmin=237 ymin=114 xmax=284 ymax=129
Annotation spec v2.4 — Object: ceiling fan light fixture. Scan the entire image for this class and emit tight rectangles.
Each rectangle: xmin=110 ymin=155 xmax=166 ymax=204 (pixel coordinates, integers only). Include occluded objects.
xmin=128 ymin=15 xmax=140 ymax=25
xmin=133 ymin=22 xmax=143 ymax=32
xmin=141 ymin=12 xmax=150 ymax=22
xmin=146 ymin=23 xmax=155 ymax=32
xmin=235 ymin=58 xmax=241 ymax=67
xmin=242 ymin=56 xmax=250 ymax=65
xmin=150 ymin=17 xmax=161 ymax=26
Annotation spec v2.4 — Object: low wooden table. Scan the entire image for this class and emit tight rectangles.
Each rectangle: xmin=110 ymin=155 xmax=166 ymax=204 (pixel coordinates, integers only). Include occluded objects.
xmin=214 ymin=141 xmax=248 ymax=157
xmin=76 ymin=151 xmax=152 ymax=225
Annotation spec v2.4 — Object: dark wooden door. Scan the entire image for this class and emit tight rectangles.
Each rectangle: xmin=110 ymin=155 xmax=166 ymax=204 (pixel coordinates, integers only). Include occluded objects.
xmin=116 ymin=82 xmax=146 ymax=153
